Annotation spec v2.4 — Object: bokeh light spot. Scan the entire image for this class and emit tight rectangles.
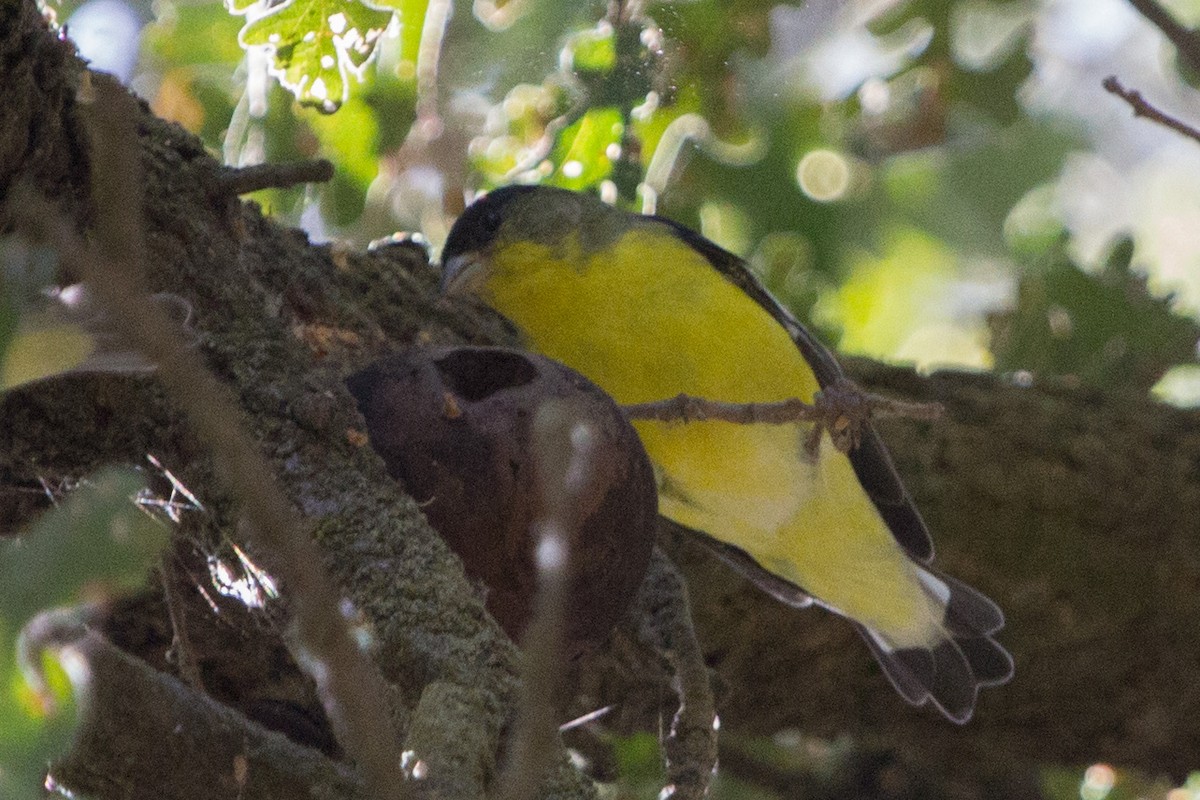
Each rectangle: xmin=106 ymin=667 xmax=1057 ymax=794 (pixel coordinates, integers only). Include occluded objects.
xmin=797 ymin=149 xmax=850 ymax=202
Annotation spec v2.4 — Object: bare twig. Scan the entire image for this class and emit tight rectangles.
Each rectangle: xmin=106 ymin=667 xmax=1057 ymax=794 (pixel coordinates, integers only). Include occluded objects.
xmin=1126 ymin=0 xmax=1200 ymax=76
xmin=214 ymin=159 xmax=334 ymax=195
xmin=622 ymin=379 xmax=943 ymax=457
xmin=14 ymin=75 xmax=408 ymax=800
xmin=160 ymin=553 xmax=205 ymax=691
xmin=1103 ymin=75 xmax=1200 ymax=145
xmin=635 ymin=549 xmax=718 ymax=800
xmin=501 ymin=99 xmax=591 ymax=182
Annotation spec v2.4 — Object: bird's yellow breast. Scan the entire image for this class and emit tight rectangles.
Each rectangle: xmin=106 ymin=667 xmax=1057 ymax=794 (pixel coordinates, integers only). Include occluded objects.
xmin=485 ymin=227 xmax=818 ymax=404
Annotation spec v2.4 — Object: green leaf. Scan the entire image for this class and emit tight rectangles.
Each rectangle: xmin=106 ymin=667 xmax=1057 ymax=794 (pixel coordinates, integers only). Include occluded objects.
xmin=547 ymin=107 xmax=624 ymax=190
xmin=610 ymin=732 xmax=666 ymax=795
xmin=0 ymin=467 xmax=169 ymax=797
xmin=227 ymin=0 xmax=263 ymax=15
xmin=303 ymin=91 xmax=380 ymax=221
xmin=363 ymin=0 xmax=430 ymax=80
xmin=0 ymin=238 xmax=93 ymax=393
xmin=564 ymin=24 xmax=616 ymax=74
xmin=0 ymin=324 xmax=96 ymax=392
xmin=0 ymin=625 xmax=80 ymax=800
xmin=148 ymin=3 xmax=246 ymax=65
xmin=239 ymin=0 xmax=394 ymax=112
xmin=813 ymin=226 xmax=994 ymax=371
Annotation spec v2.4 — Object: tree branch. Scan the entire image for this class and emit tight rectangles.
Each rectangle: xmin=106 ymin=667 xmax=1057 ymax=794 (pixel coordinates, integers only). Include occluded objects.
xmin=9 ymin=0 xmax=1200 ymax=794
xmin=2 ymin=4 xmax=596 ymax=798
xmin=1103 ymin=74 xmax=1200 ymax=145
xmin=27 ymin=619 xmax=370 ymax=800
xmin=16 ymin=76 xmax=410 ymax=800
xmin=213 ymin=159 xmax=335 ymax=195
xmin=634 ymin=550 xmax=718 ymax=800
xmin=1126 ymin=0 xmax=1200 ymax=76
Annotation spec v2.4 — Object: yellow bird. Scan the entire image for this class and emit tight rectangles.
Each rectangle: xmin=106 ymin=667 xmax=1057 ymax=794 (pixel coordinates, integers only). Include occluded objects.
xmin=440 ymin=185 xmax=1012 ymax=722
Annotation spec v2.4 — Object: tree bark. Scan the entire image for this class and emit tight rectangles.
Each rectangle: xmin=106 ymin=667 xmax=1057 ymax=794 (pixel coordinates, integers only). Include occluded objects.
xmin=3 ymin=0 xmax=1199 ymax=796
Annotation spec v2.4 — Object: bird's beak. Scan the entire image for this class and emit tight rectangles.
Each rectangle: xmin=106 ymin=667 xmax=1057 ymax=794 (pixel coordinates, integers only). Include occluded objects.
xmin=440 ymin=253 xmax=486 ymax=297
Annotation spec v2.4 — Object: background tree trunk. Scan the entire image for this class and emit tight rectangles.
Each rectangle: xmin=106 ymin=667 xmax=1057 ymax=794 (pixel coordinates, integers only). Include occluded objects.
xmin=3 ymin=1 xmax=1199 ymax=796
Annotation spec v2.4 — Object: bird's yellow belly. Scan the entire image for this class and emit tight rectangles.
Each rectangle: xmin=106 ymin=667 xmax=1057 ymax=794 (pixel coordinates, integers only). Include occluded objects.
xmin=635 ymin=419 xmax=813 ymax=544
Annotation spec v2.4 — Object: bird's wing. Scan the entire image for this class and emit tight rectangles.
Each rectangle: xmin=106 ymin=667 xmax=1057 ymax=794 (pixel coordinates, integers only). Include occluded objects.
xmin=662 ymin=519 xmax=815 ymax=607
xmin=649 ymin=217 xmax=935 ymax=563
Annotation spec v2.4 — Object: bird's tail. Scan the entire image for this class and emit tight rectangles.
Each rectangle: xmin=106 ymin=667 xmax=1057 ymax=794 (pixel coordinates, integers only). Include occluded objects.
xmin=857 ymin=571 xmax=1013 ymax=724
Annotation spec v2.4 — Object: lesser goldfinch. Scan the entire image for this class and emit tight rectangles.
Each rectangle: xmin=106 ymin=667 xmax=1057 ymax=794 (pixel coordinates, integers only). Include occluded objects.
xmin=440 ymin=185 xmax=1012 ymax=722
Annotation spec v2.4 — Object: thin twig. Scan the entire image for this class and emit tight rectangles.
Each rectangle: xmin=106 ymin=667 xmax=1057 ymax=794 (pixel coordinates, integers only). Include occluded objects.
xmin=501 ymin=99 xmax=591 ymax=182
xmin=160 ymin=553 xmax=205 ymax=691
xmin=1103 ymin=75 xmax=1200 ymax=145
xmin=1126 ymin=0 xmax=1200 ymax=76
xmin=635 ymin=549 xmax=718 ymax=800
xmin=214 ymin=159 xmax=334 ymax=195
xmin=622 ymin=380 xmax=943 ymax=457
xmin=624 ymin=394 xmax=822 ymax=425
xmin=15 ymin=75 xmax=409 ymax=800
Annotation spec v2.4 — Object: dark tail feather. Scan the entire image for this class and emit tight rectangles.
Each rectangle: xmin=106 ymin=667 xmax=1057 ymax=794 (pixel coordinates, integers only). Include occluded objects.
xmin=957 ymin=634 xmax=1014 ymax=686
xmin=857 ymin=572 xmax=1014 ymax=724
xmin=940 ymin=573 xmax=1005 ymax=636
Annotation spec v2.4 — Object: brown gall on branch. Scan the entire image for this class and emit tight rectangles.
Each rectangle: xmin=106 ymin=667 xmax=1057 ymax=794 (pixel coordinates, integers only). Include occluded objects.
xmin=13 ymin=75 xmax=410 ymax=800
xmin=214 ymin=159 xmax=335 ymax=195
xmin=1102 ymin=75 xmax=1200 ymax=145
xmin=348 ymin=347 xmax=660 ymax=797
xmin=346 ymin=346 xmax=657 ymax=656
xmin=622 ymin=377 xmax=944 ymax=459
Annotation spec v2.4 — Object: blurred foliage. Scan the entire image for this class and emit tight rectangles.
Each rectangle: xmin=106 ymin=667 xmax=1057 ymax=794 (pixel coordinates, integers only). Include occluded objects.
xmin=0 ymin=239 xmax=89 ymax=392
xmin=991 ymin=238 xmax=1200 ymax=391
xmin=1042 ymin=763 xmax=1200 ymax=800
xmin=609 ymin=732 xmax=1200 ymax=800
xmin=606 ymin=732 xmax=776 ymax=800
xmin=607 ymin=732 xmax=667 ymax=798
xmin=0 ymin=281 xmax=16 ymax=391
xmin=0 ymin=468 xmax=169 ymax=798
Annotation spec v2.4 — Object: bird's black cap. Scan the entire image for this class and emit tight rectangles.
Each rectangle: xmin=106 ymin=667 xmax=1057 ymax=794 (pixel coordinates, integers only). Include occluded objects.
xmin=441 ymin=185 xmax=541 ymax=262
